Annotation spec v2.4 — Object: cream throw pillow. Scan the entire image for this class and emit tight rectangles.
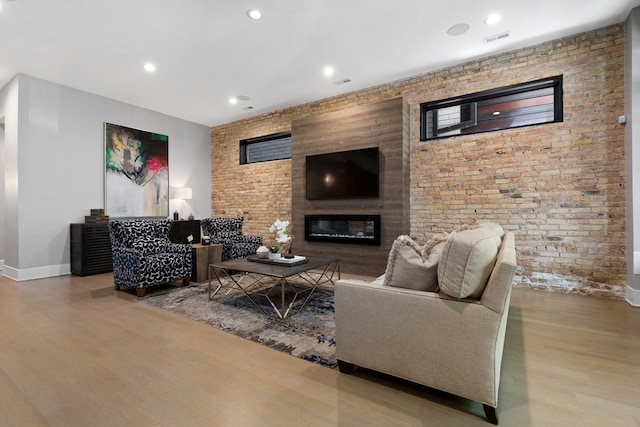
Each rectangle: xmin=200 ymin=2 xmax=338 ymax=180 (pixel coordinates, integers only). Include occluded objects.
xmin=383 ymin=235 xmax=442 ymax=291
xmin=437 ymin=227 xmax=501 ymax=299
xmin=473 ymin=222 xmax=504 ymax=239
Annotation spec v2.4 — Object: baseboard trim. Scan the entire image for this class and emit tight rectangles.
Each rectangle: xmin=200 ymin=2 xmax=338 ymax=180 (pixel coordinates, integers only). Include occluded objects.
xmin=626 ymin=286 xmax=640 ymax=307
xmin=2 ymin=264 xmax=70 ymax=281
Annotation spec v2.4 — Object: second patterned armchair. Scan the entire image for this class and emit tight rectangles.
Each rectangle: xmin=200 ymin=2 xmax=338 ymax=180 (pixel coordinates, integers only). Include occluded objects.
xmin=200 ymin=217 xmax=262 ymax=261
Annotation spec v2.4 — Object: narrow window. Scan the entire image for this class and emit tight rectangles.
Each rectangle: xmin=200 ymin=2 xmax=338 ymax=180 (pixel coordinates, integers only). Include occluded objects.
xmin=240 ymin=132 xmax=292 ymax=164
xmin=420 ymin=75 xmax=563 ymax=140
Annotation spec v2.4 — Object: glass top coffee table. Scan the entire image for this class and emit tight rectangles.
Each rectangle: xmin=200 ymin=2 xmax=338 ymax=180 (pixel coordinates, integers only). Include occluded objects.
xmin=208 ymin=255 xmax=340 ymax=319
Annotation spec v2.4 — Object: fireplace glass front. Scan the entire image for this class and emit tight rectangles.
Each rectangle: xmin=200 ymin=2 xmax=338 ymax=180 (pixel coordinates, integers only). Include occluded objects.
xmin=304 ymin=214 xmax=381 ymax=245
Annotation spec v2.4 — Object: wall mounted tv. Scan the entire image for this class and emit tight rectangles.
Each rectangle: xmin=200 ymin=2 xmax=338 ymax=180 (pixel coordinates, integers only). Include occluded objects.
xmin=305 ymin=147 xmax=379 ymax=200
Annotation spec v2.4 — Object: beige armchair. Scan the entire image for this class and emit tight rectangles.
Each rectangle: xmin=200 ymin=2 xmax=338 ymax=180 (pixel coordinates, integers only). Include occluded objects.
xmin=335 ymin=231 xmax=516 ymax=424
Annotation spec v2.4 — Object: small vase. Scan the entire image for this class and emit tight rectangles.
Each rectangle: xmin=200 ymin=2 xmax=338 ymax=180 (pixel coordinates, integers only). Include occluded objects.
xmin=256 ymin=246 xmax=269 ymax=259
xmin=281 ymin=242 xmax=291 ymax=255
xmin=269 ymin=252 xmax=281 ymax=260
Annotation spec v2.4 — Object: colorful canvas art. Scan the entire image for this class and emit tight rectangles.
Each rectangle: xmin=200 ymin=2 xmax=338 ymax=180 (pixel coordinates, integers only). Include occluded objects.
xmin=104 ymin=123 xmax=169 ymax=218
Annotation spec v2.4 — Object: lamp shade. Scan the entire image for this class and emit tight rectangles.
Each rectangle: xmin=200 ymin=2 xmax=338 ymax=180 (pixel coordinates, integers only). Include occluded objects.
xmin=171 ymin=187 xmax=192 ymax=200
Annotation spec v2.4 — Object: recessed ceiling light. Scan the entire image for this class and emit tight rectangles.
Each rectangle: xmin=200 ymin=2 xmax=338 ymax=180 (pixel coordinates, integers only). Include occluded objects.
xmin=229 ymin=97 xmax=238 ymax=105
xmin=247 ymin=9 xmax=262 ymax=20
xmin=447 ymin=23 xmax=470 ymax=37
xmin=144 ymin=63 xmax=156 ymax=72
xmin=323 ymin=66 xmax=334 ymax=77
xmin=485 ymin=14 xmax=502 ymax=25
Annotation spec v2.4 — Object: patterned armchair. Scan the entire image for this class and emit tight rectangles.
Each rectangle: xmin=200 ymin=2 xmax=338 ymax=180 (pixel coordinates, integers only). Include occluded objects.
xmin=200 ymin=217 xmax=262 ymax=261
xmin=108 ymin=219 xmax=192 ymax=297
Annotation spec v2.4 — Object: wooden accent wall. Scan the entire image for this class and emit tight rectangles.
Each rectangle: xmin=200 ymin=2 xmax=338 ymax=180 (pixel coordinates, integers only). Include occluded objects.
xmin=291 ymin=98 xmax=409 ymax=276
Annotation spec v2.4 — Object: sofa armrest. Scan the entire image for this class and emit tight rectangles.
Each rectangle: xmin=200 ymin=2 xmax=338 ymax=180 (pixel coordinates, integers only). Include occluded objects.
xmin=335 ymin=279 xmax=504 ymax=407
xmin=111 ymin=247 xmax=141 ymax=287
xmin=481 ymin=232 xmax=516 ymax=314
xmin=112 ymin=246 xmax=141 ymax=260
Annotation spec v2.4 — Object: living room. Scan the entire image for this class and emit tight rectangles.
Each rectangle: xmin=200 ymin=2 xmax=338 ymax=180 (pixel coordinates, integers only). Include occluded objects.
xmin=1 ymin=2 xmax=640 ymax=426
xmin=1 ymin=5 xmax=639 ymax=303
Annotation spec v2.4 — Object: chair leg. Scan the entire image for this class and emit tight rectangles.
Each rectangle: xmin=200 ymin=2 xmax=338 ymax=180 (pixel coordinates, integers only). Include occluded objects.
xmin=337 ymin=360 xmax=355 ymax=374
xmin=114 ymin=284 xmax=120 ymax=291
xmin=183 ymin=277 xmax=191 ymax=286
xmin=483 ymin=404 xmax=498 ymax=425
xmin=136 ymin=288 xmax=146 ymax=297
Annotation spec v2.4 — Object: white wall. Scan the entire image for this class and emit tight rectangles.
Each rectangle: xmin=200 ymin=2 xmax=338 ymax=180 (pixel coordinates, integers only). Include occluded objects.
xmin=0 ymin=74 xmax=211 ymax=281
xmin=0 ymin=121 xmax=5 ymax=269
xmin=627 ymin=7 xmax=640 ymax=306
xmin=0 ymin=77 xmax=19 ymax=273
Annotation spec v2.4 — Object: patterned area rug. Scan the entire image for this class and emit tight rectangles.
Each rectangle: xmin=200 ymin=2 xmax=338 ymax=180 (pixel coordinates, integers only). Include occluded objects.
xmin=140 ymin=275 xmax=337 ymax=368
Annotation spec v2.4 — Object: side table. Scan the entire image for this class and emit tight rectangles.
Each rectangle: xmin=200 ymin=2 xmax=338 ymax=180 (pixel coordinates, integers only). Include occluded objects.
xmin=191 ymin=243 xmax=222 ymax=282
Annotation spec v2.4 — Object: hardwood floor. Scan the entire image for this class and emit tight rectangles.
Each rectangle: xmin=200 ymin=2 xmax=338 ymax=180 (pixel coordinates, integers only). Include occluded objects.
xmin=0 ymin=273 xmax=638 ymax=426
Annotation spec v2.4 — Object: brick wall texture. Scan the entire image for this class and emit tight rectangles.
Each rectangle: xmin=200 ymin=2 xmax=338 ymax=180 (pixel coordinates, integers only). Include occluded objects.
xmin=211 ymin=24 xmax=627 ymax=298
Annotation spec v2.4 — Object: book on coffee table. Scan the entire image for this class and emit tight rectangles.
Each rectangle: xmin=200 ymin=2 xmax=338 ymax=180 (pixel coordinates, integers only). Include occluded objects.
xmin=247 ymin=255 xmax=308 ymax=266
xmin=272 ymin=255 xmax=307 ymax=264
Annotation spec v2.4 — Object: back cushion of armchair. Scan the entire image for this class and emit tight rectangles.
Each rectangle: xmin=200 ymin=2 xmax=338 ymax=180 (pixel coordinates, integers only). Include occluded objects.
xmin=202 ymin=217 xmax=244 ymax=240
xmin=110 ymin=220 xmax=171 ymax=248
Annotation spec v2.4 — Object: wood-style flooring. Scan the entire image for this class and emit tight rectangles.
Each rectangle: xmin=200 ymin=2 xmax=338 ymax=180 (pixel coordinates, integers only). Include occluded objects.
xmin=0 ymin=272 xmax=639 ymax=426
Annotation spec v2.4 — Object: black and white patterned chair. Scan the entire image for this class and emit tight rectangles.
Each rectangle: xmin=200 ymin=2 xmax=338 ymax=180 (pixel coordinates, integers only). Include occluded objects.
xmin=200 ymin=217 xmax=262 ymax=261
xmin=108 ymin=219 xmax=192 ymax=297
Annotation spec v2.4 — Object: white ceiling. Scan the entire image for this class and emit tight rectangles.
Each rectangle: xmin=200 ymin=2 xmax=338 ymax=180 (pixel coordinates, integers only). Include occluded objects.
xmin=0 ymin=0 xmax=638 ymax=127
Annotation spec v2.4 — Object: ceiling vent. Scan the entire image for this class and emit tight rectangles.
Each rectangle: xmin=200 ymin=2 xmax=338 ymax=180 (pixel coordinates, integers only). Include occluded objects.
xmin=334 ymin=78 xmax=352 ymax=85
xmin=483 ymin=31 xmax=510 ymax=44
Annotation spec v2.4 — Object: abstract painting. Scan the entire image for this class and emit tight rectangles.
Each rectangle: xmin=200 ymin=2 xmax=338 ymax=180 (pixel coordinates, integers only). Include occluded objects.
xmin=104 ymin=123 xmax=169 ymax=218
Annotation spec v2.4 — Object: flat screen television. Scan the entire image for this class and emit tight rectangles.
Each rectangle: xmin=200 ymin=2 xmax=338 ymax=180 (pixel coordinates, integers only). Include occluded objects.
xmin=305 ymin=147 xmax=379 ymax=200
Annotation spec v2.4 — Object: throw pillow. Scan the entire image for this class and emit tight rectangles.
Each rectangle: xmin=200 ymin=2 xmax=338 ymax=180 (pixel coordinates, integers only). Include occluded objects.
xmin=472 ymin=222 xmax=504 ymax=240
xmin=421 ymin=231 xmax=450 ymax=259
xmin=383 ymin=235 xmax=441 ymax=292
xmin=421 ymin=222 xmax=478 ymax=259
xmin=131 ymin=238 xmax=168 ymax=256
xmin=437 ymin=227 xmax=500 ymax=299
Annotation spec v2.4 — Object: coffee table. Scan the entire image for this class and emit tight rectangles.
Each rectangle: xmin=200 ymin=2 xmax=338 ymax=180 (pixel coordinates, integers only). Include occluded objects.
xmin=208 ymin=256 xmax=339 ymax=319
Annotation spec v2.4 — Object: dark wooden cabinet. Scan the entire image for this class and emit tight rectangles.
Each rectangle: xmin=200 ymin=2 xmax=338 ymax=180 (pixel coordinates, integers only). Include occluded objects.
xmin=70 ymin=223 xmax=113 ymax=276
xmin=169 ymin=220 xmax=201 ymax=244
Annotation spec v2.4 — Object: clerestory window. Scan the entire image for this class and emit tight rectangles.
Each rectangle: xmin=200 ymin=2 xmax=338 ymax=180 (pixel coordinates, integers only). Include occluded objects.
xmin=240 ymin=132 xmax=292 ymax=164
xmin=420 ymin=75 xmax=563 ymax=141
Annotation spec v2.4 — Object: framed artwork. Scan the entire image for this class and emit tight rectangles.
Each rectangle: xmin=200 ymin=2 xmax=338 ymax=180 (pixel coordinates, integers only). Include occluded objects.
xmin=104 ymin=122 xmax=169 ymax=218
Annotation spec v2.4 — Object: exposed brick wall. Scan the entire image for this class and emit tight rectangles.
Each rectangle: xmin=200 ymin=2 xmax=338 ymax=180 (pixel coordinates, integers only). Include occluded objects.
xmin=211 ymin=24 xmax=627 ymax=298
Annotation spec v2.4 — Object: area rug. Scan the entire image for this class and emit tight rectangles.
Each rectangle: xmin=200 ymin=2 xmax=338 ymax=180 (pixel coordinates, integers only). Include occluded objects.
xmin=140 ymin=276 xmax=337 ymax=368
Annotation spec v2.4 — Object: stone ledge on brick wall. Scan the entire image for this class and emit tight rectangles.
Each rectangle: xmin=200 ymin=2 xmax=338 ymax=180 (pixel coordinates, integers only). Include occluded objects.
xmin=515 ymin=271 xmax=626 ymax=299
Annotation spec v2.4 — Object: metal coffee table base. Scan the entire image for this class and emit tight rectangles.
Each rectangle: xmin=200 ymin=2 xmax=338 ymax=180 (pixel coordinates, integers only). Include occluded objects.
xmin=208 ymin=258 xmax=339 ymax=319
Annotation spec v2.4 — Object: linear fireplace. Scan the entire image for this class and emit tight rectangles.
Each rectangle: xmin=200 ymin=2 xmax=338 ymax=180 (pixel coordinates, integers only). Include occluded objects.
xmin=304 ymin=214 xmax=381 ymax=245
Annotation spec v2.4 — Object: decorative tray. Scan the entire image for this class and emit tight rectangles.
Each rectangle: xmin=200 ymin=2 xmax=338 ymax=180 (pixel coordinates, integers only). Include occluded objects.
xmin=247 ymin=255 xmax=309 ymax=267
